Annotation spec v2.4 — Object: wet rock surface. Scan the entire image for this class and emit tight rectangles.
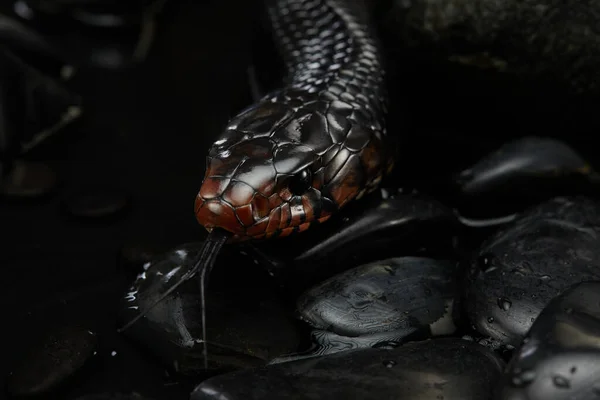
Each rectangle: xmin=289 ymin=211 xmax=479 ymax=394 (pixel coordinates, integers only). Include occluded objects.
xmin=191 ymin=338 xmax=505 ymax=400
xmin=465 ymin=196 xmax=600 ymax=346
xmin=498 ymin=281 xmax=600 ymax=400
xmin=453 ymin=137 xmax=600 ymax=218
xmin=117 ymin=242 xmax=302 ymax=376
xmin=7 ymin=326 xmax=98 ymax=397
xmin=297 ymin=256 xmax=457 ymax=338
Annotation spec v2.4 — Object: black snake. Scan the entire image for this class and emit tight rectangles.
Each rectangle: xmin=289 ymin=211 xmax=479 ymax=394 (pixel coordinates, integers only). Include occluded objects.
xmin=195 ymin=0 xmax=393 ymax=241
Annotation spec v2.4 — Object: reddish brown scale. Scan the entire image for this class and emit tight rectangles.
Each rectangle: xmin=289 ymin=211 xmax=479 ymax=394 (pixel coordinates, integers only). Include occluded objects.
xmin=329 ymin=155 xmax=363 ymax=208
xmin=279 ymin=203 xmax=292 ymax=230
xmin=297 ymin=222 xmax=310 ymax=233
xmin=279 ymin=227 xmax=296 ymax=237
xmin=195 ymin=199 xmax=243 ymax=235
xmin=268 ymin=193 xmax=283 ymax=209
xmin=246 ymin=217 xmax=269 ymax=237
xmin=199 ymin=177 xmax=230 ymax=200
xmin=222 ymin=181 xmax=254 ymax=207
xmin=266 ymin=207 xmax=282 ymax=234
xmin=361 ymin=136 xmax=383 ymax=177
xmin=301 ymin=196 xmax=315 ymax=221
xmin=235 ymin=204 xmax=255 ymax=227
xmin=279 ymin=187 xmax=293 ymax=202
xmin=253 ymin=194 xmax=270 ymax=220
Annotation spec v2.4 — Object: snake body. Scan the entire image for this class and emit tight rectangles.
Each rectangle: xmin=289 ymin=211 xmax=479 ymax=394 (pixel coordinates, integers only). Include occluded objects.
xmin=195 ymin=0 xmax=392 ymax=242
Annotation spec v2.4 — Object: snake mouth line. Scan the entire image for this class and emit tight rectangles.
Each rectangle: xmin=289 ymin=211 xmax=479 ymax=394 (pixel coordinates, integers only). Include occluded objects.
xmin=222 ymin=215 xmax=331 ymax=242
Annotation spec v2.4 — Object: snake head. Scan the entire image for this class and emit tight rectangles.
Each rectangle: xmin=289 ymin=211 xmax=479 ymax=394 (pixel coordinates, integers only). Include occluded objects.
xmin=195 ymin=99 xmax=387 ymax=242
xmin=195 ymin=103 xmax=336 ymax=241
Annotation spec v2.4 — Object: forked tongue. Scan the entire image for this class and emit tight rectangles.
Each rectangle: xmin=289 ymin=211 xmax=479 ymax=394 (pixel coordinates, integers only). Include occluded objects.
xmin=117 ymin=229 xmax=231 ymax=370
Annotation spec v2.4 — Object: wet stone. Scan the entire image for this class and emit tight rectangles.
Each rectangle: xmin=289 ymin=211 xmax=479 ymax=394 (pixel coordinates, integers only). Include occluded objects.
xmin=464 ymin=196 xmax=600 ymax=346
xmin=191 ymin=338 xmax=504 ymax=400
xmin=454 ymin=136 xmax=600 ymax=219
xmin=297 ymin=256 xmax=458 ymax=339
xmin=7 ymin=326 xmax=97 ymax=397
xmin=269 ymin=330 xmax=417 ymax=364
xmin=497 ymin=281 xmax=600 ymax=400
xmin=117 ymin=242 xmax=302 ymax=376
xmin=0 ymin=160 xmax=57 ymax=199
xmin=63 ymin=188 xmax=130 ymax=219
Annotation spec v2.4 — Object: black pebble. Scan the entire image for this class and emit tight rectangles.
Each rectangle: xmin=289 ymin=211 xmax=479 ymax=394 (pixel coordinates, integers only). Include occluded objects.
xmin=497 ymin=281 xmax=600 ymax=400
xmin=6 ymin=326 xmax=98 ymax=397
xmin=0 ymin=161 xmax=57 ymax=199
xmin=63 ymin=189 xmax=130 ymax=218
xmin=464 ymin=196 xmax=600 ymax=346
xmin=191 ymin=338 xmax=504 ymax=400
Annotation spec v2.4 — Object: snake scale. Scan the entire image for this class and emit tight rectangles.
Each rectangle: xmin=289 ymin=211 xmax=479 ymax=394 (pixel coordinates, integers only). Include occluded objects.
xmin=195 ymin=0 xmax=393 ymax=242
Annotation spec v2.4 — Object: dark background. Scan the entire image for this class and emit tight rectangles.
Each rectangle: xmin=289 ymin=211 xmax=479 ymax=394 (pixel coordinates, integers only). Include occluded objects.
xmin=0 ymin=1 xmax=262 ymax=398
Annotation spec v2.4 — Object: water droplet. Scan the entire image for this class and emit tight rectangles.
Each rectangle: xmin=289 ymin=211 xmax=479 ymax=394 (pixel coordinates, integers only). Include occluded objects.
xmin=511 ymin=369 xmax=536 ymax=388
xmin=565 ymin=308 xmax=573 ymax=314
xmin=487 ymin=317 xmax=495 ymax=323
xmin=498 ymin=298 xmax=512 ymax=311
xmin=540 ymin=275 xmax=551 ymax=280
xmin=553 ymin=375 xmax=570 ymax=388
xmin=383 ymin=360 xmax=397 ymax=368
xmin=477 ymin=253 xmax=495 ymax=272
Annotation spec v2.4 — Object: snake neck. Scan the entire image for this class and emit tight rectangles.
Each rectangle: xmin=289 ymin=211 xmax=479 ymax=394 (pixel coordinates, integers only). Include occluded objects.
xmin=265 ymin=0 xmax=387 ymax=121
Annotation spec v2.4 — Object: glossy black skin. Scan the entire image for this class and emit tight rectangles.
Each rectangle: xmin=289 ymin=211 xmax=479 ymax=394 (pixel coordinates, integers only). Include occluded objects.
xmin=195 ymin=0 xmax=392 ymax=242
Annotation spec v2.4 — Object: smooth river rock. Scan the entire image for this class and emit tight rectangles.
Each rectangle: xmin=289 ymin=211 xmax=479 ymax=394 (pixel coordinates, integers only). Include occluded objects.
xmin=464 ymin=196 xmax=600 ymax=346
xmin=454 ymin=137 xmax=600 ymax=218
xmin=272 ymin=257 xmax=459 ymax=363
xmin=497 ymin=281 xmax=600 ymax=400
xmin=297 ymin=256 xmax=458 ymax=337
xmin=191 ymin=338 xmax=505 ymax=400
xmin=7 ymin=326 xmax=98 ymax=397
xmin=117 ymin=242 xmax=301 ymax=376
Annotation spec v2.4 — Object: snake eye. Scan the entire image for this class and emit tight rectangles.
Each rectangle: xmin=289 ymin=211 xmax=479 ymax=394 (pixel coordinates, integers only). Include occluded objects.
xmin=289 ymin=168 xmax=312 ymax=195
